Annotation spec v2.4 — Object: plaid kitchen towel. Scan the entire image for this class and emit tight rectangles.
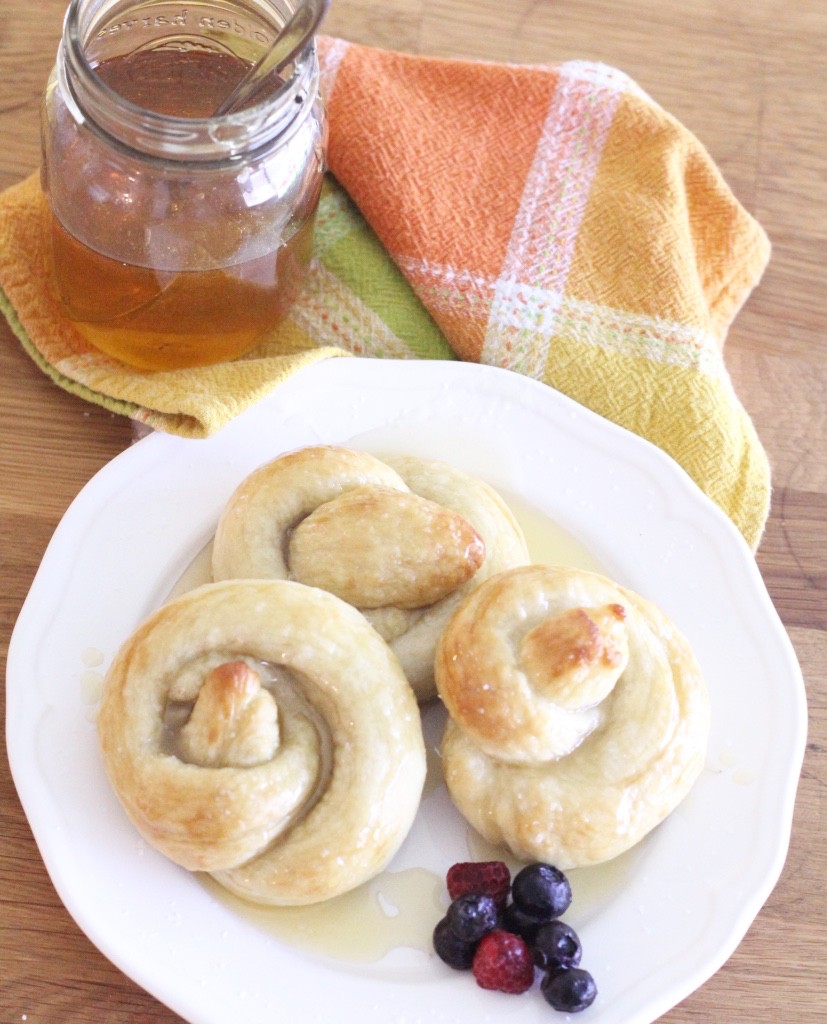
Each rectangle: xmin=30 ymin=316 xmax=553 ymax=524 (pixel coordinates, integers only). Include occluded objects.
xmin=0 ymin=38 xmax=771 ymax=547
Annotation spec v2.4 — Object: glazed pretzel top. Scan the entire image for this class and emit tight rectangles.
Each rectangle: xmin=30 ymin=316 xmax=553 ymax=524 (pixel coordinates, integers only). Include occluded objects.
xmin=436 ymin=565 xmax=710 ymax=868
xmin=97 ymin=579 xmax=426 ymax=905
xmin=212 ymin=445 xmax=530 ymax=699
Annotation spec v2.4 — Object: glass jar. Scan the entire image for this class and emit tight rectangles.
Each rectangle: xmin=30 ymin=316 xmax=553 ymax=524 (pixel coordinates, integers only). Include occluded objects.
xmin=40 ymin=0 xmax=327 ymax=371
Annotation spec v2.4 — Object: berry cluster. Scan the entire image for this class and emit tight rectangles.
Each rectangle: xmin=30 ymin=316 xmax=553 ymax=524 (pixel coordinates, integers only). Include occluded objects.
xmin=433 ymin=860 xmax=597 ymax=1013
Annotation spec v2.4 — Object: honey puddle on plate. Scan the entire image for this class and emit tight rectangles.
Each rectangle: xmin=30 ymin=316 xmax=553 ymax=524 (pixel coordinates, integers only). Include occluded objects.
xmin=169 ymin=488 xmax=605 ymax=963
xmin=199 ymin=867 xmax=445 ymax=964
xmin=504 ymin=491 xmax=601 ymax=571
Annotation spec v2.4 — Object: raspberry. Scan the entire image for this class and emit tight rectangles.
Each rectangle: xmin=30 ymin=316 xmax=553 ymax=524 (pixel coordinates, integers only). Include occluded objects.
xmin=446 ymin=860 xmax=511 ymax=910
xmin=472 ymin=929 xmax=535 ymax=994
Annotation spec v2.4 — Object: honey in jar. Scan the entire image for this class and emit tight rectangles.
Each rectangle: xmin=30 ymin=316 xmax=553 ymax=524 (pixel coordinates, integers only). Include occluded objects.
xmin=41 ymin=1 xmax=327 ymax=371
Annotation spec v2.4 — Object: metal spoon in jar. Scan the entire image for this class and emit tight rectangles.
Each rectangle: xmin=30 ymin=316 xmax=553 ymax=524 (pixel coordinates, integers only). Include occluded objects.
xmin=214 ymin=0 xmax=330 ymax=116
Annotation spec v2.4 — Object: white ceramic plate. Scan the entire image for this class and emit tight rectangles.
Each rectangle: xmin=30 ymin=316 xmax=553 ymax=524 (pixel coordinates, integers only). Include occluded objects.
xmin=7 ymin=358 xmax=806 ymax=1023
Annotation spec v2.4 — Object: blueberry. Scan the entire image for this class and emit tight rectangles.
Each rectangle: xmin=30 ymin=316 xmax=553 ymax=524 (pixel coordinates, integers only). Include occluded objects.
xmin=533 ymin=920 xmax=582 ymax=971
xmin=445 ymin=893 xmax=499 ymax=943
xmin=541 ymin=966 xmax=598 ymax=1013
xmin=511 ymin=863 xmax=572 ymax=918
xmin=501 ymin=900 xmax=549 ymax=943
xmin=433 ymin=916 xmax=476 ymax=970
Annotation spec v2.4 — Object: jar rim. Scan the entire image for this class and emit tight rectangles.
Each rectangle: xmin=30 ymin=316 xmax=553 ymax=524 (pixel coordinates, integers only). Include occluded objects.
xmin=60 ymin=0 xmax=318 ymax=164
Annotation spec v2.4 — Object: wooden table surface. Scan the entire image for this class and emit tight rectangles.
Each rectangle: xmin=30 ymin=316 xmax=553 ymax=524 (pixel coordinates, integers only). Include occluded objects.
xmin=1 ymin=1 xmax=824 ymax=1021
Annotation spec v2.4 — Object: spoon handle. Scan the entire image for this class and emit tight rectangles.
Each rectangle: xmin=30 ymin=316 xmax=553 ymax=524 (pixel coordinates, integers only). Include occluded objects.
xmin=214 ymin=0 xmax=330 ymax=116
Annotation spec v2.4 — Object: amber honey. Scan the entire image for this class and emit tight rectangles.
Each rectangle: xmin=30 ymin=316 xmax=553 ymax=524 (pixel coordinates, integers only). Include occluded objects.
xmin=47 ymin=202 xmax=315 ymax=371
xmin=43 ymin=43 xmax=323 ymax=371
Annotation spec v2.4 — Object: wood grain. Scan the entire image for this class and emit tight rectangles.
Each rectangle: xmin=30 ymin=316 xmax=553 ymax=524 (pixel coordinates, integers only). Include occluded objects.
xmin=1 ymin=1 xmax=824 ymax=1021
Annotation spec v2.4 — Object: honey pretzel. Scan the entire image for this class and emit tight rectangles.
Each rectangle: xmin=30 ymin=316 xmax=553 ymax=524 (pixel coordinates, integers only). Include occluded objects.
xmin=97 ymin=579 xmax=426 ymax=905
xmin=211 ymin=445 xmax=530 ymax=699
xmin=436 ymin=565 xmax=710 ymax=868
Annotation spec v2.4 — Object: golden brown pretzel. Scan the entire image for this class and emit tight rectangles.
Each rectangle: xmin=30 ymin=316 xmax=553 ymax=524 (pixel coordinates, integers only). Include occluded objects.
xmin=211 ymin=445 xmax=531 ymax=700
xmin=435 ymin=565 xmax=710 ymax=868
xmin=97 ymin=579 xmax=426 ymax=905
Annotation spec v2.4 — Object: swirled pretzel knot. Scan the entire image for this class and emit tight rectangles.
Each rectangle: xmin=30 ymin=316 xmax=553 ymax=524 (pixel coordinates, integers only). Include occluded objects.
xmin=212 ymin=445 xmax=531 ymax=700
xmin=435 ymin=565 xmax=710 ymax=869
xmin=97 ymin=579 xmax=426 ymax=906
